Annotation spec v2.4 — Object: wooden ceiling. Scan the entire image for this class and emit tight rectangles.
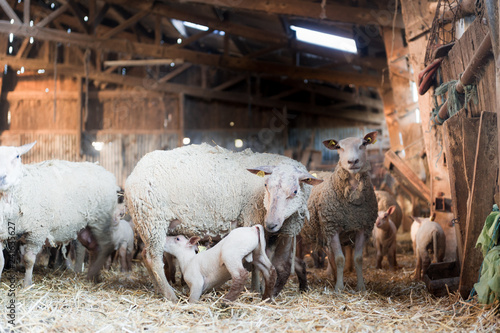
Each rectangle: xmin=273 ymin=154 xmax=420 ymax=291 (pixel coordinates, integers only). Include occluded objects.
xmin=0 ymin=0 xmax=395 ymax=125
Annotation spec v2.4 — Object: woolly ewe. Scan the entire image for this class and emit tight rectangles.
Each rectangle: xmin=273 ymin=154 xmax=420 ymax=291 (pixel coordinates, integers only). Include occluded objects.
xmin=301 ymin=132 xmax=379 ymax=292
xmin=125 ymin=143 xmax=321 ymax=301
xmin=0 ymin=142 xmax=119 ymax=286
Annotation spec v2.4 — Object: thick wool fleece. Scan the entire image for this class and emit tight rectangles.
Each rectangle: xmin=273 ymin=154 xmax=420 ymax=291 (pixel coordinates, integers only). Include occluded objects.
xmin=125 ymin=143 xmax=312 ymax=257
xmin=302 ymin=164 xmax=378 ymax=248
xmin=0 ymin=160 xmax=118 ymax=249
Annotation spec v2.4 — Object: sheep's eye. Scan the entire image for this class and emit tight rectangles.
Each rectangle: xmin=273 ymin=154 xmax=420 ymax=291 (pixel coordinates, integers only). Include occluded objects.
xmin=264 ymin=183 xmax=267 ymax=187
xmin=16 ymin=155 xmax=19 ymax=159
xmin=293 ymin=190 xmax=298 ymax=195
xmin=176 ymin=237 xmax=180 ymax=241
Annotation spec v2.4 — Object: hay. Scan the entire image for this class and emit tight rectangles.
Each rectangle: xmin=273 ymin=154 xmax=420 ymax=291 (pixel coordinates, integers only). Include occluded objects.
xmin=1 ymin=246 xmax=499 ymax=332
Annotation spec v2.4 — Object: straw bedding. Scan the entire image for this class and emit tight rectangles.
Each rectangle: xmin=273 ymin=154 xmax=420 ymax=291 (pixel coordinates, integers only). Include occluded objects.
xmin=0 ymin=237 xmax=498 ymax=332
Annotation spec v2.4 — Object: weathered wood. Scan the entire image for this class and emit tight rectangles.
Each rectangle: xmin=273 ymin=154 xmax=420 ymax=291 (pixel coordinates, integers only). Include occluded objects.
xmin=100 ymin=8 xmax=151 ymax=39
xmin=67 ymin=0 xmax=90 ymax=34
xmin=459 ymin=111 xmax=498 ymax=299
xmin=0 ymin=0 xmax=21 ymax=24
xmin=384 ymin=150 xmax=431 ymax=203
xmin=212 ymin=74 xmax=247 ymax=91
xmin=103 ymin=58 xmax=183 ymax=67
xmin=23 ymin=0 xmax=30 ymax=25
xmin=174 ymin=0 xmax=404 ymax=28
xmin=442 ymin=110 xmax=479 ymax=268
xmin=158 ymin=63 xmax=192 ymax=83
xmin=35 ymin=3 xmax=69 ymax=28
xmin=178 ymin=93 xmax=184 ymax=148
xmin=0 ymin=21 xmax=382 ymax=87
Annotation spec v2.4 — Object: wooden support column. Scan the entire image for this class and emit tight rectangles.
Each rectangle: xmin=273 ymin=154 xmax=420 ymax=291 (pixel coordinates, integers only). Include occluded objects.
xmin=76 ymin=78 xmax=83 ymax=160
xmin=443 ymin=110 xmax=480 ymax=268
xmin=459 ymin=111 xmax=498 ymax=298
xmin=178 ymin=93 xmax=185 ymax=147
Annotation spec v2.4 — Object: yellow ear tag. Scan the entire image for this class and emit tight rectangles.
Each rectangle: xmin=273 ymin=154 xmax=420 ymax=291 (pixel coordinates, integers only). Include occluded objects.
xmin=257 ymin=170 xmax=266 ymax=177
xmin=198 ymin=245 xmax=207 ymax=253
xmin=372 ymin=139 xmax=377 ymax=144
xmin=312 ymin=173 xmax=318 ymax=178
xmin=329 ymin=140 xmax=336 ymax=147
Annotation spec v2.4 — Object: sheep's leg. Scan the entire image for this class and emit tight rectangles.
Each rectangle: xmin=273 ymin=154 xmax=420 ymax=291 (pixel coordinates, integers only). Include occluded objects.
xmin=126 ymin=251 xmax=133 ymax=272
xmin=0 ymin=242 xmax=4 ymax=281
xmin=270 ymin=235 xmax=293 ymax=297
xmin=344 ymin=246 xmax=354 ymax=272
xmin=388 ymin=245 xmax=397 ymax=271
xmin=353 ymin=230 xmax=366 ymax=291
xmin=329 ymin=233 xmax=345 ymax=292
xmin=413 ymin=249 xmax=422 ymax=280
xmin=23 ymin=243 xmax=41 ymax=287
xmin=294 ymin=256 xmax=308 ymax=292
xmin=224 ymin=266 xmax=249 ymax=302
xmin=87 ymin=239 xmax=114 ymax=282
xmin=118 ymin=245 xmax=127 ymax=272
xmin=143 ymin=248 xmax=177 ymax=302
xmin=253 ymin=254 xmax=277 ymax=300
xmin=375 ymin=245 xmax=383 ymax=269
xmin=74 ymin=241 xmax=86 ymax=273
xmin=188 ymin=279 xmax=204 ymax=303
xmin=251 ymin=269 xmax=261 ymax=293
xmin=163 ymin=253 xmax=176 ymax=284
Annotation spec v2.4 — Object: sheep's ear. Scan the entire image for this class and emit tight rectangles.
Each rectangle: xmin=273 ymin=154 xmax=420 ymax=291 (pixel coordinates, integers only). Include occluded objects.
xmin=323 ymin=139 xmax=340 ymax=150
xmin=410 ymin=216 xmax=422 ymax=224
xmin=17 ymin=141 xmax=36 ymax=156
xmin=387 ymin=205 xmax=396 ymax=216
xmin=248 ymin=166 xmax=275 ymax=177
xmin=363 ymin=132 xmax=378 ymax=145
xmin=168 ymin=219 xmax=181 ymax=233
xmin=299 ymin=172 xmax=323 ymax=186
xmin=188 ymin=236 xmax=200 ymax=247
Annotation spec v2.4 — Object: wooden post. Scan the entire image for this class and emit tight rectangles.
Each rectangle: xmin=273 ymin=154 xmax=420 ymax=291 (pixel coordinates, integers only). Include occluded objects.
xmin=442 ymin=109 xmax=480 ymax=268
xmin=178 ymin=93 xmax=184 ymax=147
xmin=76 ymin=78 xmax=83 ymax=161
xmin=459 ymin=111 xmax=498 ymax=299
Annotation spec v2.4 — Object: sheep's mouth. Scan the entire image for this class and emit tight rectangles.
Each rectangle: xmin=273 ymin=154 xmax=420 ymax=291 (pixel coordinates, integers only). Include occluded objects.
xmin=348 ymin=166 xmax=360 ymax=171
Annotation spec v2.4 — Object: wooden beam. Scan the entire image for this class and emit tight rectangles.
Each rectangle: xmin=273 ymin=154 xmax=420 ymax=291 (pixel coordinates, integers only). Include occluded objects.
xmin=268 ymin=87 xmax=301 ymax=100
xmin=0 ymin=21 xmax=382 ymax=87
xmin=0 ymin=54 xmax=384 ymax=124
xmin=154 ymin=14 xmax=161 ymax=45
xmin=173 ymin=29 xmax=213 ymax=49
xmin=158 ymin=63 xmax=192 ymax=83
xmin=104 ymin=58 xmax=184 ymax=67
xmin=92 ymin=3 xmax=109 ymax=31
xmin=100 ymin=8 xmax=151 ymax=40
xmin=175 ymin=0 xmax=404 ymax=28
xmin=66 ymin=0 xmax=89 ymax=34
xmin=36 ymin=3 xmax=69 ymax=28
xmin=0 ymin=0 xmax=21 ymax=24
xmin=459 ymin=111 xmax=498 ymax=299
xmin=212 ymin=74 xmax=246 ymax=91
xmin=384 ymin=150 xmax=431 ymax=203
xmin=23 ymin=0 xmax=30 ymax=25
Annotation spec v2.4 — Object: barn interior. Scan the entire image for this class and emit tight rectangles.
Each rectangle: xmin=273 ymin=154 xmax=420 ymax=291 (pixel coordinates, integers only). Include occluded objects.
xmin=0 ymin=0 xmax=499 ymax=331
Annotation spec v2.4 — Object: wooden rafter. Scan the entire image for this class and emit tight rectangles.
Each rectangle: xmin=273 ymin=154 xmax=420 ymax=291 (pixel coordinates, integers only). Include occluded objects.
xmin=0 ymin=21 xmax=382 ymax=87
xmin=0 ymin=55 xmax=383 ymax=124
xmin=36 ymin=3 xmax=69 ymax=28
xmin=175 ymin=0 xmax=404 ymax=28
xmin=66 ymin=0 xmax=90 ymax=34
xmin=0 ymin=0 xmax=21 ymax=24
xmin=103 ymin=58 xmax=184 ymax=67
xmin=100 ymin=8 xmax=151 ymax=39
xmin=212 ymin=74 xmax=247 ymax=91
xmin=173 ymin=29 xmax=214 ymax=49
xmin=158 ymin=63 xmax=192 ymax=83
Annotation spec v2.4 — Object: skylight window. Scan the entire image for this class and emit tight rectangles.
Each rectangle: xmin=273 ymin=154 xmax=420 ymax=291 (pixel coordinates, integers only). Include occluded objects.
xmin=183 ymin=21 xmax=209 ymax=31
xmin=290 ymin=25 xmax=357 ymax=54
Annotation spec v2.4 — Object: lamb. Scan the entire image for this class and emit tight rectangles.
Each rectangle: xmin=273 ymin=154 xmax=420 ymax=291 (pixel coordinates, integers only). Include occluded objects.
xmin=300 ymin=132 xmax=379 ymax=292
xmin=375 ymin=190 xmax=403 ymax=230
xmin=163 ymin=225 xmax=277 ymax=303
xmin=412 ymin=217 xmax=446 ymax=280
xmin=110 ymin=203 xmax=134 ymax=272
xmin=125 ymin=143 xmax=322 ymax=302
xmin=372 ymin=206 xmax=398 ymax=270
xmin=0 ymin=142 xmax=119 ymax=286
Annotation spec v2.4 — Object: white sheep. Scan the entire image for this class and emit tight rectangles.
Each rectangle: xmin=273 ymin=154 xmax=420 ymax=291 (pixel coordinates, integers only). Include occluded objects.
xmin=0 ymin=142 xmax=119 ymax=286
xmin=375 ymin=190 xmax=403 ymax=230
xmin=110 ymin=203 xmax=134 ymax=272
xmin=412 ymin=217 xmax=446 ymax=280
xmin=163 ymin=225 xmax=277 ymax=303
xmin=372 ymin=206 xmax=398 ymax=270
xmin=125 ymin=143 xmax=322 ymax=302
xmin=301 ymin=132 xmax=379 ymax=292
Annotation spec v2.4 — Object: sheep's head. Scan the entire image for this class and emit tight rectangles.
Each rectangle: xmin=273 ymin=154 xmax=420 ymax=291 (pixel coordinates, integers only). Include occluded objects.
xmin=164 ymin=234 xmax=200 ymax=258
xmin=375 ymin=205 xmax=396 ymax=228
xmin=0 ymin=142 xmax=36 ymax=192
xmin=323 ymin=132 xmax=378 ymax=175
xmin=248 ymin=164 xmax=322 ymax=233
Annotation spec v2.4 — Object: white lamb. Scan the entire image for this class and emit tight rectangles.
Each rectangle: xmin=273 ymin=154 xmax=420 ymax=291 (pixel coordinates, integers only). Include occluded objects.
xmin=110 ymin=203 xmax=134 ymax=272
xmin=125 ymin=143 xmax=322 ymax=302
xmin=163 ymin=225 xmax=277 ymax=303
xmin=0 ymin=142 xmax=119 ymax=286
xmin=372 ymin=206 xmax=398 ymax=270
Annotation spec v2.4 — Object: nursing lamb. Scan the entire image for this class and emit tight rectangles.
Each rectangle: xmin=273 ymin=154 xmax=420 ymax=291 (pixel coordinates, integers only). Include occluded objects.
xmin=125 ymin=143 xmax=322 ymax=302
xmin=301 ymin=132 xmax=379 ymax=292
xmin=0 ymin=142 xmax=119 ymax=286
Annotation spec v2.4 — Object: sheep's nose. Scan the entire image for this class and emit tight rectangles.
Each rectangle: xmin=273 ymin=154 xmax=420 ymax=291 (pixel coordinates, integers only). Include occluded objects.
xmin=266 ymin=223 xmax=279 ymax=233
xmin=348 ymin=159 xmax=359 ymax=165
